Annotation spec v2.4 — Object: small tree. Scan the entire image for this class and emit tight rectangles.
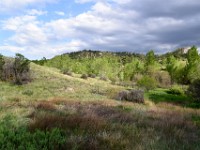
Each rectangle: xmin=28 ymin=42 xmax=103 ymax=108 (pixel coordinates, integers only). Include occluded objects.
xmin=166 ymin=55 xmax=177 ymax=83
xmin=187 ymin=46 xmax=199 ymax=64
xmin=145 ymin=50 xmax=155 ymax=66
xmin=188 ymin=79 xmax=200 ymax=102
xmin=0 ymin=54 xmax=5 ymax=80
xmin=137 ymin=76 xmax=157 ymax=91
xmin=184 ymin=46 xmax=200 ymax=84
xmin=13 ymin=53 xmax=30 ymax=85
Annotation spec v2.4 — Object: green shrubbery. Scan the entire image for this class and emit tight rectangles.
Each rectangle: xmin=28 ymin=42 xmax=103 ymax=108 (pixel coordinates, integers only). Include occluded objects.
xmin=0 ymin=127 xmax=66 ymax=149
xmin=0 ymin=53 xmax=30 ymax=85
xmin=187 ymin=79 xmax=200 ymax=101
xmin=137 ymin=76 xmax=157 ymax=91
xmin=167 ymin=86 xmax=184 ymax=95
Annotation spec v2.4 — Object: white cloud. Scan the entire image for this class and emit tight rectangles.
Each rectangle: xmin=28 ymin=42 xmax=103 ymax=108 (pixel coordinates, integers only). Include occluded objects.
xmin=27 ymin=9 xmax=47 ymax=16
xmin=1 ymin=0 xmax=200 ymax=59
xmin=0 ymin=0 xmax=56 ymax=12
xmin=55 ymin=11 xmax=65 ymax=16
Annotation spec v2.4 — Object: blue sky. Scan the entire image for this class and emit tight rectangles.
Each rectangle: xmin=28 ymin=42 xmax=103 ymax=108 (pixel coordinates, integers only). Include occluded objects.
xmin=0 ymin=0 xmax=200 ymax=59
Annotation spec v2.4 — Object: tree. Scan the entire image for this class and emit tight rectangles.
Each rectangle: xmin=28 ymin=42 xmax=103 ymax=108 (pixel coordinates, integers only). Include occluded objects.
xmin=13 ymin=53 xmax=30 ymax=85
xmin=188 ymin=79 xmax=200 ymax=102
xmin=187 ymin=46 xmax=199 ymax=64
xmin=145 ymin=50 xmax=155 ymax=66
xmin=184 ymin=46 xmax=200 ymax=83
xmin=0 ymin=54 xmax=5 ymax=80
xmin=137 ymin=76 xmax=157 ymax=91
xmin=166 ymin=55 xmax=177 ymax=83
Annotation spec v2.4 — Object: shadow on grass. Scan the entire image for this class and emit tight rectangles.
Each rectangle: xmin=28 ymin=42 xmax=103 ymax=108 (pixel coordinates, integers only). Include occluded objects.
xmin=147 ymin=89 xmax=200 ymax=108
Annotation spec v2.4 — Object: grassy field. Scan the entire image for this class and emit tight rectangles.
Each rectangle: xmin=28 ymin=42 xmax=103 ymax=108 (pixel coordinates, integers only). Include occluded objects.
xmin=0 ymin=63 xmax=200 ymax=149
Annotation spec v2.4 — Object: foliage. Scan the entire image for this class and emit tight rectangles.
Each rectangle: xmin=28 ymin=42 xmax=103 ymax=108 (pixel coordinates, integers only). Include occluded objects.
xmin=145 ymin=50 xmax=155 ymax=66
xmin=0 ymin=54 xmax=5 ymax=80
xmin=167 ymin=86 xmax=184 ymax=95
xmin=0 ymin=118 xmax=66 ymax=150
xmin=0 ymin=53 xmax=30 ymax=85
xmin=187 ymin=46 xmax=199 ymax=64
xmin=137 ymin=76 xmax=157 ymax=91
xmin=147 ymin=88 xmax=191 ymax=106
xmin=183 ymin=46 xmax=200 ymax=84
xmin=13 ymin=53 xmax=30 ymax=85
xmin=153 ymin=71 xmax=171 ymax=88
xmin=187 ymin=79 xmax=200 ymax=102
xmin=166 ymin=55 xmax=177 ymax=82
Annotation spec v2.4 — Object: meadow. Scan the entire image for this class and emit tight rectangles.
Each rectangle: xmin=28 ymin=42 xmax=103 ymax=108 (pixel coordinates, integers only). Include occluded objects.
xmin=0 ymin=63 xmax=200 ymax=150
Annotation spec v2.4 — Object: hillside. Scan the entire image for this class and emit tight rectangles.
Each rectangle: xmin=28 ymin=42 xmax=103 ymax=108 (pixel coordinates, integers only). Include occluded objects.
xmin=0 ymin=63 xmax=200 ymax=149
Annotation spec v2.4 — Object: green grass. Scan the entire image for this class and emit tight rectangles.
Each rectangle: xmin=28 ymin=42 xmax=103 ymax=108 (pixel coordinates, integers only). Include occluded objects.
xmin=0 ymin=63 xmax=200 ymax=149
xmin=145 ymin=88 xmax=199 ymax=108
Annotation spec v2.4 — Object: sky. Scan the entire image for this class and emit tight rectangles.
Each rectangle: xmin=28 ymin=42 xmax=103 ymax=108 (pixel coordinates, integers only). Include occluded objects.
xmin=0 ymin=0 xmax=200 ymax=59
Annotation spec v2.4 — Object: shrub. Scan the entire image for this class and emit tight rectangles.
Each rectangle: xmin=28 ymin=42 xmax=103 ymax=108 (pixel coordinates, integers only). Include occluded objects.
xmin=0 ymin=54 xmax=5 ymax=80
xmin=118 ymin=90 xmax=129 ymax=100
xmin=13 ymin=53 xmax=30 ymax=85
xmin=154 ymin=71 xmax=171 ymax=88
xmin=137 ymin=76 xmax=157 ymax=91
xmin=88 ymin=73 xmax=96 ymax=78
xmin=63 ymin=70 xmax=73 ymax=76
xmin=99 ymin=75 xmax=108 ymax=81
xmin=117 ymin=90 xmax=144 ymax=103
xmin=81 ymin=74 xmax=88 ymax=79
xmin=127 ymin=90 xmax=144 ymax=103
xmin=1 ymin=55 xmax=30 ymax=85
xmin=167 ymin=87 xmax=184 ymax=95
xmin=187 ymin=79 xmax=200 ymax=101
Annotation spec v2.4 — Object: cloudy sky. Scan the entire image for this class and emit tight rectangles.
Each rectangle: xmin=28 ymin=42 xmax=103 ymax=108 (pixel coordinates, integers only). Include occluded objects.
xmin=0 ymin=0 xmax=200 ymax=59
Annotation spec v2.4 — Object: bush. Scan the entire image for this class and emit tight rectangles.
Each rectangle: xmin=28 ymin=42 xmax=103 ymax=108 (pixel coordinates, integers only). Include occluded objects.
xmin=99 ymin=75 xmax=108 ymax=81
xmin=81 ymin=74 xmax=88 ymax=79
xmin=13 ymin=53 xmax=30 ymax=85
xmin=117 ymin=90 xmax=144 ymax=103
xmin=0 ymin=54 xmax=5 ymax=80
xmin=0 ymin=116 xmax=66 ymax=149
xmin=63 ymin=70 xmax=73 ymax=76
xmin=154 ymin=71 xmax=171 ymax=88
xmin=88 ymin=73 xmax=96 ymax=78
xmin=0 ymin=54 xmax=31 ymax=85
xmin=167 ymin=87 xmax=184 ymax=95
xmin=188 ymin=79 xmax=200 ymax=101
xmin=118 ymin=90 xmax=129 ymax=100
xmin=137 ymin=76 xmax=157 ymax=91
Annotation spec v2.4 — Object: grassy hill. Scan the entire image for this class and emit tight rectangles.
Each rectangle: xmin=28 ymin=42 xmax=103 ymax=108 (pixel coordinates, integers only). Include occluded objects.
xmin=0 ymin=63 xmax=200 ymax=149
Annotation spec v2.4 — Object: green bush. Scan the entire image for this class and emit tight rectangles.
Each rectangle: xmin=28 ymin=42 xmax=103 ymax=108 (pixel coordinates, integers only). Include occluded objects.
xmin=137 ymin=76 xmax=157 ymax=91
xmin=0 ymin=117 xmax=66 ymax=149
xmin=167 ymin=87 xmax=184 ymax=95
xmin=0 ymin=54 xmax=5 ymax=80
xmin=187 ymin=79 xmax=200 ymax=101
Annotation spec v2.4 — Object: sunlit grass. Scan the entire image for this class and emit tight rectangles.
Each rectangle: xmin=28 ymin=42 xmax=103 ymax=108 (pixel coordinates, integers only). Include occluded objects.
xmin=0 ymin=63 xmax=200 ymax=149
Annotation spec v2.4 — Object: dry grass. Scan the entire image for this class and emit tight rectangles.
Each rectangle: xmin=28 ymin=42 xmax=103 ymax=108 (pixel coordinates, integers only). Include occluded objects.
xmin=23 ymin=99 xmax=200 ymax=149
xmin=1 ymin=64 xmax=200 ymax=149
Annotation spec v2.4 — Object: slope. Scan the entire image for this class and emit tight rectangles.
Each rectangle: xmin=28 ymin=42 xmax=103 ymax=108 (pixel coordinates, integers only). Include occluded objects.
xmin=0 ymin=63 xmax=200 ymax=149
